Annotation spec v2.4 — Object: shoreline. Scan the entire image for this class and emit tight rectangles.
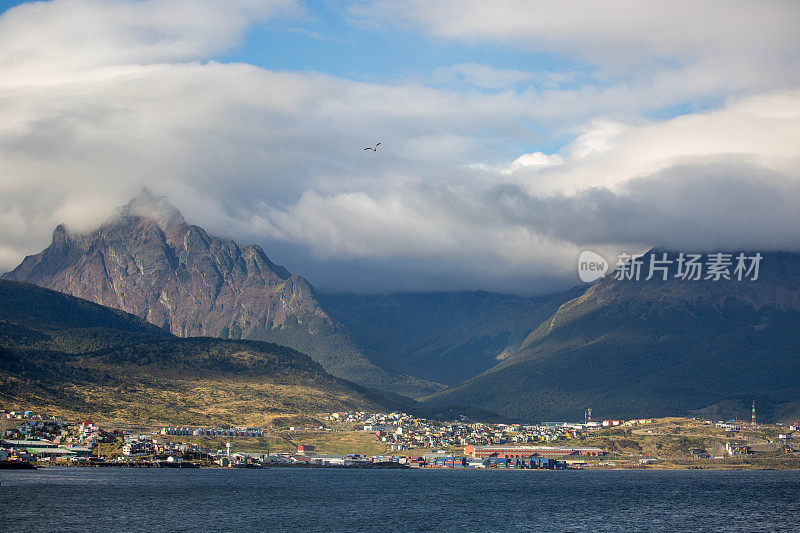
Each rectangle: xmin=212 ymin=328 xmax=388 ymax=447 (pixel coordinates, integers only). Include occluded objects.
xmin=7 ymin=462 xmax=799 ymax=472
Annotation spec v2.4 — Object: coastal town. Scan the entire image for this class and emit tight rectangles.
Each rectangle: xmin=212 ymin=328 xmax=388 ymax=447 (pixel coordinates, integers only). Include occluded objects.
xmin=2 ymin=408 xmax=799 ymax=470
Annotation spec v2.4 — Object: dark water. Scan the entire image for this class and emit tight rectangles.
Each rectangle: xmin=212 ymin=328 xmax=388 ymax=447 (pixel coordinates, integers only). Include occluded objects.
xmin=2 ymin=467 xmax=799 ymax=532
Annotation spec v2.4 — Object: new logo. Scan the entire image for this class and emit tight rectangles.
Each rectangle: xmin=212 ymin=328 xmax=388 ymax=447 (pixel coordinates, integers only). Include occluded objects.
xmin=578 ymin=250 xmax=609 ymax=282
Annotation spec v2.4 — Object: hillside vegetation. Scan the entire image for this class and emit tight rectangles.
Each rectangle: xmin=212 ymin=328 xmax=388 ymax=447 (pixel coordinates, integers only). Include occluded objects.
xmin=0 ymin=280 xmax=402 ymax=425
xmin=425 ymin=251 xmax=800 ymax=422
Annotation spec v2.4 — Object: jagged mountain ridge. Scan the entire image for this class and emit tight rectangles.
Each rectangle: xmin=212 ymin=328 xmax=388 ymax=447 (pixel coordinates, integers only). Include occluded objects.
xmin=8 ymin=193 xmax=303 ymax=337
xmin=3 ymin=191 xmax=439 ymax=396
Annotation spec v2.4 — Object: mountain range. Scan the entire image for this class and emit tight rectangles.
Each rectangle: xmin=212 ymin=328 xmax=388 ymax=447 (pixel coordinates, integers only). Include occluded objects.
xmin=3 ymin=192 xmax=799 ymax=423
xmin=2 ymin=190 xmax=438 ymax=398
xmin=425 ymin=251 xmax=800 ymax=422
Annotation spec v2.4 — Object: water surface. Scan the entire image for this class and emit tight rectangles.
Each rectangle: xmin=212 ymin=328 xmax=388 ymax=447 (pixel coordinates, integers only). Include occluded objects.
xmin=3 ymin=467 xmax=799 ymax=532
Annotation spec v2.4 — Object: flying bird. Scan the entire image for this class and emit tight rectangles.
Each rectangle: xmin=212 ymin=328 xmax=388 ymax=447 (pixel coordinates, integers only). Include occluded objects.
xmin=364 ymin=142 xmax=381 ymax=151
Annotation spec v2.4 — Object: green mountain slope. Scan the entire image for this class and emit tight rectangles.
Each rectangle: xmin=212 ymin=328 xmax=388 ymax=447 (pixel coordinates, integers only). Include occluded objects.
xmin=319 ymin=289 xmax=581 ymax=386
xmin=424 ymin=251 xmax=800 ymax=423
xmin=0 ymin=280 xmax=409 ymax=425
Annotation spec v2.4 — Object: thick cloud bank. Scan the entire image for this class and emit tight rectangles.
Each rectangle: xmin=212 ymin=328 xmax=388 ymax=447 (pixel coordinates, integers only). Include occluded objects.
xmin=1 ymin=0 xmax=798 ymax=293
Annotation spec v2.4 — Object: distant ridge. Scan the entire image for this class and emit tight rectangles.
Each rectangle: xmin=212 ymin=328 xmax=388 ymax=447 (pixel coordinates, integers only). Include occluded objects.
xmin=319 ymin=288 xmax=582 ymax=386
xmin=424 ymin=250 xmax=800 ymax=423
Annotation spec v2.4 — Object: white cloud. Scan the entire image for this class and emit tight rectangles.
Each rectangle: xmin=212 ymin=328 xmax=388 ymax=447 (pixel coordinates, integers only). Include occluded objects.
xmin=255 ymin=90 xmax=800 ymax=270
xmin=356 ymin=1 xmax=800 ymax=126
xmin=358 ymin=1 xmax=800 ymax=68
xmin=567 ymin=120 xmax=629 ymax=160
xmin=501 ymin=152 xmax=563 ymax=175
xmin=0 ymin=0 xmax=799 ymax=293
xmin=0 ymin=0 xmax=298 ymax=86
xmin=533 ymin=91 xmax=800 ymax=194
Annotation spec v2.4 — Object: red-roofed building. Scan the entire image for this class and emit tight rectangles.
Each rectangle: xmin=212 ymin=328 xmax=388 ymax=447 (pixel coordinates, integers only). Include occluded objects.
xmin=464 ymin=445 xmax=603 ymax=458
xmin=297 ymin=444 xmax=316 ymax=455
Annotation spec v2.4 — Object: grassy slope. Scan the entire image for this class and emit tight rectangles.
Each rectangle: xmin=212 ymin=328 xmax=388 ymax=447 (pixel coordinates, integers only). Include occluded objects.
xmin=557 ymin=418 xmax=800 ymax=469
xmin=0 ymin=280 xmax=402 ymax=425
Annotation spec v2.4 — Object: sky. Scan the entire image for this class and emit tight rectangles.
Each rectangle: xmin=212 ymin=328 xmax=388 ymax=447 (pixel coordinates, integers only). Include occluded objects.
xmin=0 ymin=0 xmax=799 ymax=294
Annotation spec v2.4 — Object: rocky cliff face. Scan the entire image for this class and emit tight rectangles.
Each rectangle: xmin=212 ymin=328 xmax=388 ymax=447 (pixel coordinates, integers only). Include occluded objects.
xmin=3 ymin=190 xmax=430 ymax=393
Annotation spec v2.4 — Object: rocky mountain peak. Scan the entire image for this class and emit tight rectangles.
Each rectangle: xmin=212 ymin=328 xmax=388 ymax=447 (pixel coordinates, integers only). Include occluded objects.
xmin=50 ymin=223 xmax=76 ymax=251
xmin=2 ymin=192 xmax=391 ymax=389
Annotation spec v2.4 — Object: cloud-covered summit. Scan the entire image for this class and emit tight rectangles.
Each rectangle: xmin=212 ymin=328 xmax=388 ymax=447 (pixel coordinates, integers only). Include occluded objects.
xmin=1 ymin=0 xmax=798 ymax=294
